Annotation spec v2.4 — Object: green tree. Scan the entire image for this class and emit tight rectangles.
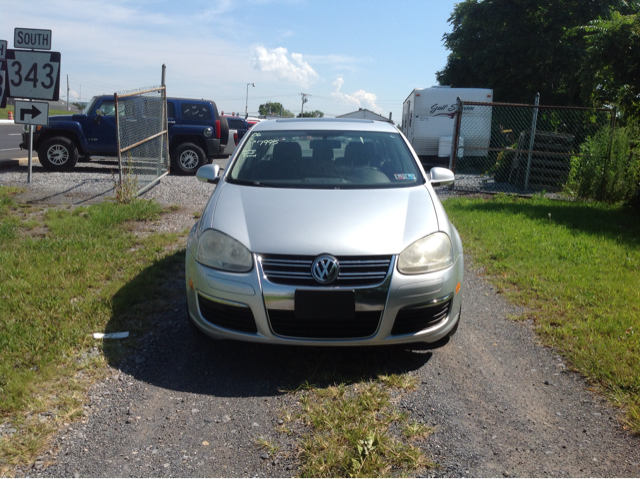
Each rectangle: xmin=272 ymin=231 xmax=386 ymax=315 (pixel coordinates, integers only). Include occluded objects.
xmin=579 ymin=11 xmax=640 ymax=117
xmin=436 ymin=0 xmax=620 ymax=105
xmin=258 ymin=102 xmax=294 ymax=117
xmin=297 ymin=110 xmax=324 ymax=118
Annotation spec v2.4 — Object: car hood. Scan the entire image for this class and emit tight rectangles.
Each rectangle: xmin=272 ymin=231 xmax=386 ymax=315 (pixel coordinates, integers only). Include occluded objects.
xmin=206 ymin=183 xmax=439 ymax=256
xmin=48 ymin=114 xmax=81 ymax=122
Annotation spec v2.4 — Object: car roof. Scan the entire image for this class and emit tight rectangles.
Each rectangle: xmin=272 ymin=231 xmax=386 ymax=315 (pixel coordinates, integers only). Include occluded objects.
xmin=249 ymin=118 xmax=399 ymax=133
xmin=167 ymin=97 xmax=214 ymax=103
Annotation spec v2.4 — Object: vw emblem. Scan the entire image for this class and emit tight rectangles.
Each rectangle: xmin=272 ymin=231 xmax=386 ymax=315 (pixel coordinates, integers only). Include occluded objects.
xmin=311 ymin=255 xmax=339 ymax=284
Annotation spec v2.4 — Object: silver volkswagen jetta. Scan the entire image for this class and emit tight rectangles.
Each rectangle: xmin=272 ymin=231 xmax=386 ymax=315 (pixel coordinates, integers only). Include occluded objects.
xmin=185 ymin=118 xmax=463 ymax=346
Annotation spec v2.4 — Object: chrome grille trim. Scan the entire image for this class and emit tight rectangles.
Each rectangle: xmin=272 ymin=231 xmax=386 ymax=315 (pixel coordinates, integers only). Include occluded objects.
xmin=259 ymin=254 xmax=393 ymax=287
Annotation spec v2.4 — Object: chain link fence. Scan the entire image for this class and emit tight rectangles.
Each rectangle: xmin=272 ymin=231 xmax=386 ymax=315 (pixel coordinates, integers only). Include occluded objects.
xmin=450 ymin=99 xmax=615 ymax=195
xmin=115 ymin=86 xmax=170 ymax=196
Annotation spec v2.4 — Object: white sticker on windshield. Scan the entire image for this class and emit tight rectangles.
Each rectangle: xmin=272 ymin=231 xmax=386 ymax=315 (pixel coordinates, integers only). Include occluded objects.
xmin=257 ymin=139 xmax=279 ymax=146
xmin=394 ymin=174 xmax=416 ymax=180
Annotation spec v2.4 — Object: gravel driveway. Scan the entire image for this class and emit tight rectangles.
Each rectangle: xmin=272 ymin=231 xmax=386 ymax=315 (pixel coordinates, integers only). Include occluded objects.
xmin=3 ymin=161 xmax=639 ymax=477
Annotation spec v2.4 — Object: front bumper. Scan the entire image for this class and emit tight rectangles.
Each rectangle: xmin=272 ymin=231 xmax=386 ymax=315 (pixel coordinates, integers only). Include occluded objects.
xmin=185 ymin=247 xmax=463 ymax=346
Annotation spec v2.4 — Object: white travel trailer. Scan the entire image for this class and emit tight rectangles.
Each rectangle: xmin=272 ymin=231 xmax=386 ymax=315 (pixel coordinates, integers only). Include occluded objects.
xmin=402 ymin=86 xmax=493 ymax=158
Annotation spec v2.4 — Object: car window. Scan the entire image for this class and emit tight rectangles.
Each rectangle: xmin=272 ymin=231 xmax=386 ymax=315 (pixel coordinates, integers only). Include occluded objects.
xmin=228 ymin=119 xmax=245 ymax=130
xmin=84 ymin=97 xmax=98 ymax=115
xmin=228 ymin=130 xmax=424 ymax=189
xmin=167 ymin=102 xmax=175 ymax=119
xmin=97 ymin=100 xmax=116 ymax=116
xmin=181 ymin=103 xmax=211 ymax=120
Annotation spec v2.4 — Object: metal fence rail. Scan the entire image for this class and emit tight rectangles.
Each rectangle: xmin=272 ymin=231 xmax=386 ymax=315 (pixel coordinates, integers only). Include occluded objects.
xmin=450 ymin=98 xmax=615 ymax=195
xmin=115 ymin=86 xmax=170 ymax=196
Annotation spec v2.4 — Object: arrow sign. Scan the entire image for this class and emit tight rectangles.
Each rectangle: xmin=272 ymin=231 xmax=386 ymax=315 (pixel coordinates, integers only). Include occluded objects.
xmin=20 ymin=104 xmax=42 ymax=121
xmin=15 ymin=100 xmax=49 ymax=126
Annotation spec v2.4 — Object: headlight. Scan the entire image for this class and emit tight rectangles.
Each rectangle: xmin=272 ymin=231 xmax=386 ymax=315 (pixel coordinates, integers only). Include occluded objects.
xmin=196 ymin=229 xmax=253 ymax=272
xmin=398 ymin=232 xmax=453 ymax=274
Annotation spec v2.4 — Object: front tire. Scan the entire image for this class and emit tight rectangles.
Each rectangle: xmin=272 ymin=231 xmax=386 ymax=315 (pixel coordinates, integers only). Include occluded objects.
xmin=172 ymin=142 xmax=206 ymax=175
xmin=38 ymin=136 xmax=79 ymax=171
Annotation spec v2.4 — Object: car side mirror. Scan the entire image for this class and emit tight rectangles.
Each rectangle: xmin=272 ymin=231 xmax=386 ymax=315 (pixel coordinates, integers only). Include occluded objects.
xmin=196 ymin=164 xmax=221 ymax=184
xmin=430 ymin=167 xmax=455 ymax=186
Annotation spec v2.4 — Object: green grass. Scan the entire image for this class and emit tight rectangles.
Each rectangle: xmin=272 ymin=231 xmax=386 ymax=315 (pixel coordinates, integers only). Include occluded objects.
xmin=1 ymin=107 xmax=73 ymax=120
xmin=443 ymin=193 xmax=640 ymax=432
xmin=296 ymin=377 xmax=433 ymax=478
xmin=0 ymin=186 xmax=188 ymax=472
xmin=273 ymin=347 xmax=436 ymax=477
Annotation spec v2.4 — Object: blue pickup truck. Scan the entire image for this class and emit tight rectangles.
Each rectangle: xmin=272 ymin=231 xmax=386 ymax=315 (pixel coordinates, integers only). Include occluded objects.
xmin=20 ymin=95 xmax=230 ymax=174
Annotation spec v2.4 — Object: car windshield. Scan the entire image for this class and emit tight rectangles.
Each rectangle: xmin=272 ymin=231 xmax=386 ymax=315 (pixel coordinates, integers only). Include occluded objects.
xmin=83 ymin=97 xmax=98 ymax=115
xmin=227 ymin=130 xmax=424 ymax=189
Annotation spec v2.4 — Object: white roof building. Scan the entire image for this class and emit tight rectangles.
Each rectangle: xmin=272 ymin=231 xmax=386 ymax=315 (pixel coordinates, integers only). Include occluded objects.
xmin=336 ymin=108 xmax=393 ymax=123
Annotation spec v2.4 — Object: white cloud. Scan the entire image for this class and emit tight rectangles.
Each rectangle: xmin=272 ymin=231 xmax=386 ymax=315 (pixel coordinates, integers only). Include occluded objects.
xmin=252 ymin=46 xmax=319 ymax=88
xmin=331 ymin=78 xmax=381 ymax=113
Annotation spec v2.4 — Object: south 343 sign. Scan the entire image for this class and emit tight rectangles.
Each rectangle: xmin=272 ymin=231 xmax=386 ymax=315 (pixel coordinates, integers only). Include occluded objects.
xmin=5 ymin=49 xmax=61 ymax=102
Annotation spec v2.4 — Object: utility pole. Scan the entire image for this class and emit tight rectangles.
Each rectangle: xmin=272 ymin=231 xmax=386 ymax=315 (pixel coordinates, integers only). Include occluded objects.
xmin=67 ymin=75 xmax=70 ymax=110
xmin=300 ymin=93 xmax=309 ymax=116
xmin=245 ymin=83 xmax=255 ymax=118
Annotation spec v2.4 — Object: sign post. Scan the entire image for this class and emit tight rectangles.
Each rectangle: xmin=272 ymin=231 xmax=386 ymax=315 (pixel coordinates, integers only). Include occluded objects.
xmin=7 ymin=28 xmax=61 ymax=183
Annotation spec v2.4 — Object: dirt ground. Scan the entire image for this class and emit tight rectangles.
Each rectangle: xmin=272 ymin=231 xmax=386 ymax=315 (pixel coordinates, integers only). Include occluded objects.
xmin=4 ymin=171 xmax=639 ymax=477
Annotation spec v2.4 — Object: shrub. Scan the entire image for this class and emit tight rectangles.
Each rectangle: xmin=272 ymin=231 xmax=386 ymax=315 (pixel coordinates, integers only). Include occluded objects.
xmin=565 ymin=126 xmax=640 ymax=203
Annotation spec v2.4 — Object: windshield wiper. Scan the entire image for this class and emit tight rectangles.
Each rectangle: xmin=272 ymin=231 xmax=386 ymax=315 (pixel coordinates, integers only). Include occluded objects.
xmin=231 ymin=179 xmax=276 ymax=187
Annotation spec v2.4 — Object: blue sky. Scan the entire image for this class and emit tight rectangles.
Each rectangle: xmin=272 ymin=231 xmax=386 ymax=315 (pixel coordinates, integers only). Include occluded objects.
xmin=2 ymin=0 xmax=458 ymax=121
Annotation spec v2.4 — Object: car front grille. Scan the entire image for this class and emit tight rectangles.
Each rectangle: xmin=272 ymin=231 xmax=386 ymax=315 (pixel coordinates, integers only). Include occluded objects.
xmin=268 ymin=309 xmax=381 ymax=339
xmin=260 ymin=254 xmax=392 ymax=287
xmin=391 ymin=297 xmax=452 ymax=336
xmin=198 ymin=294 xmax=258 ymax=334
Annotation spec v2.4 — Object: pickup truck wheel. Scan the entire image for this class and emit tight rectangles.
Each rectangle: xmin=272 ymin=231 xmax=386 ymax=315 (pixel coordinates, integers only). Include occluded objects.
xmin=38 ymin=137 xmax=79 ymax=171
xmin=173 ymin=142 xmax=206 ymax=175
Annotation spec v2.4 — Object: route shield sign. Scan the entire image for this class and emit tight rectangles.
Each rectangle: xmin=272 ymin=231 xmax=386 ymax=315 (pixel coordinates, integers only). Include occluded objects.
xmin=5 ymin=49 xmax=60 ymax=101
xmin=15 ymin=100 xmax=49 ymax=126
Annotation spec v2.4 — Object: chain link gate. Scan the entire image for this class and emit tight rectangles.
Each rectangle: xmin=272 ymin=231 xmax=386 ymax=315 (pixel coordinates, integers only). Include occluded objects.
xmin=449 ymin=98 xmax=615 ymax=195
xmin=114 ymin=86 xmax=170 ymax=196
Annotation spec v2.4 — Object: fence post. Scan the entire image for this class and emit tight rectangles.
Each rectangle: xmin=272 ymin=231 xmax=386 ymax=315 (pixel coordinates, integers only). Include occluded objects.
xmin=524 ymin=92 xmax=540 ymax=190
xmin=449 ymin=97 xmax=463 ymax=172
xmin=115 ymin=93 xmax=123 ymax=184
xmin=161 ymin=64 xmax=169 ymax=177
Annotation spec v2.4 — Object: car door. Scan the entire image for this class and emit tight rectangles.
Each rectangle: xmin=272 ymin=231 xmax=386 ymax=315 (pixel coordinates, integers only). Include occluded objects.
xmin=85 ymin=98 xmax=118 ymax=155
xmin=167 ymin=100 xmax=176 ymax=132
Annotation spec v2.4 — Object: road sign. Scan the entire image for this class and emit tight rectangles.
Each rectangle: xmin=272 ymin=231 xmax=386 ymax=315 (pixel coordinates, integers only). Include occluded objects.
xmin=14 ymin=28 xmax=52 ymax=51
xmin=0 ymin=60 xmax=6 ymax=109
xmin=5 ymin=49 xmax=60 ymax=101
xmin=15 ymin=100 xmax=49 ymax=126
xmin=0 ymin=40 xmax=6 ymax=108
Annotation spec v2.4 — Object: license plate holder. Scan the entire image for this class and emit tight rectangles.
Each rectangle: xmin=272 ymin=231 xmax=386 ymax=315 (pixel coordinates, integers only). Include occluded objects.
xmin=295 ymin=290 xmax=355 ymax=320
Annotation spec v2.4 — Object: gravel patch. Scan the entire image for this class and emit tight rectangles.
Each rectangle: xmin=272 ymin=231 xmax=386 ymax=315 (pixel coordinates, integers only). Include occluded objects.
xmin=0 ymin=158 xmax=230 ymax=209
